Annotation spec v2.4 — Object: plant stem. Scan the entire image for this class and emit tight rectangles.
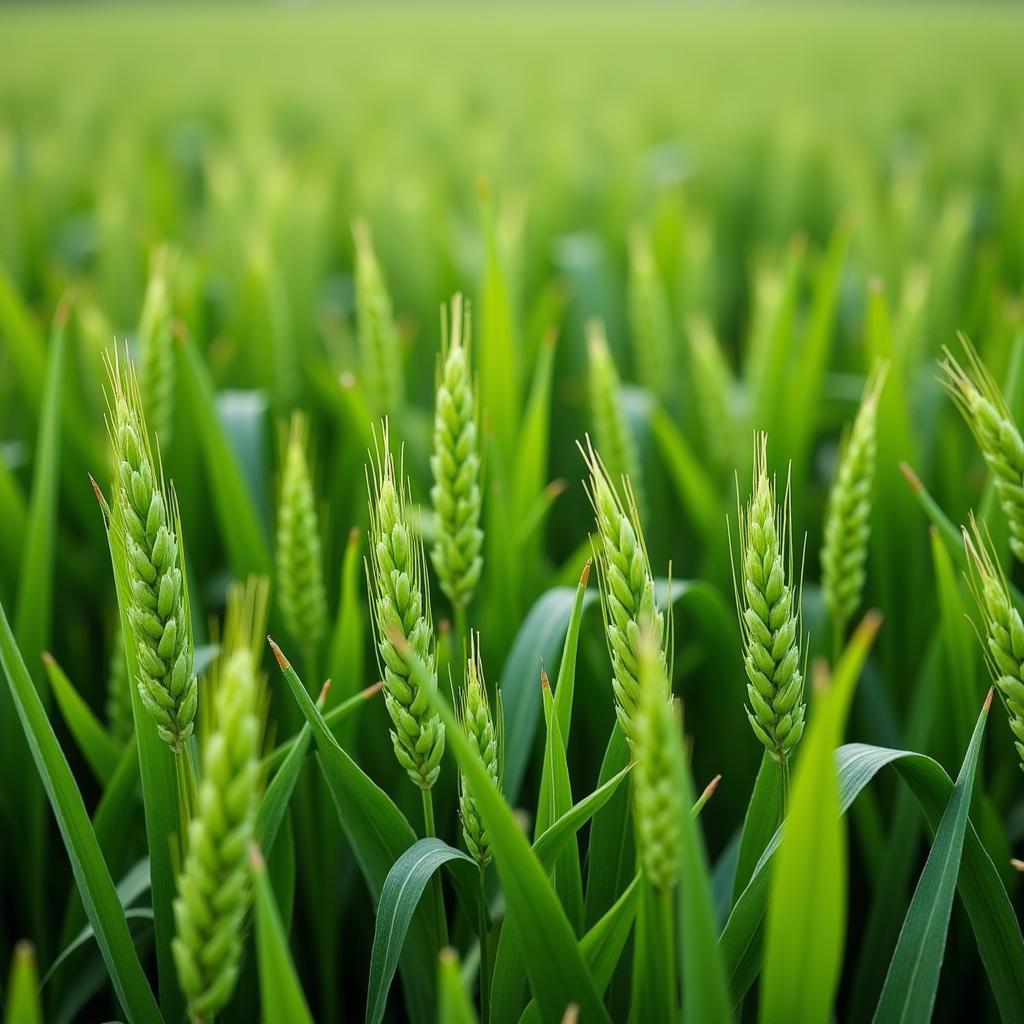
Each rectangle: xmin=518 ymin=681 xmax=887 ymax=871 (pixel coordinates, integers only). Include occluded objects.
xmin=660 ymin=884 xmax=678 ymax=1014
xmin=778 ymin=755 xmax=790 ymax=822
xmin=478 ymin=865 xmax=491 ymax=1022
xmin=422 ymin=788 xmax=449 ymax=946
xmin=454 ymin=604 xmax=468 ymax=665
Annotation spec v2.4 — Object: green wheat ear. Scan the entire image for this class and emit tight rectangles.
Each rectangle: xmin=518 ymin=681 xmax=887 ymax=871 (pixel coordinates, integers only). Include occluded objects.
xmin=172 ymin=577 xmax=269 ymax=1023
xmin=353 ymin=219 xmax=404 ymax=419
xmin=276 ymin=411 xmax=327 ymax=661
xmin=942 ymin=337 xmax=1024 ymax=564
xmin=457 ymin=632 xmax=503 ymax=868
xmin=137 ymin=245 xmax=176 ymax=447
xmin=633 ymin=626 xmax=682 ymax=891
xmin=821 ymin=362 xmax=888 ymax=638
xmin=430 ymin=293 xmax=484 ymax=612
xmin=366 ymin=422 xmax=445 ymax=790
xmin=106 ymin=350 xmax=197 ymax=754
xmin=732 ymin=433 xmax=806 ymax=767
xmin=964 ymin=516 xmax=1024 ymax=772
xmin=627 ymin=227 xmax=673 ymax=403
xmin=581 ymin=436 xmax=668 ymax=750
xmin=587 ymin=319 xmax=645 ymax=518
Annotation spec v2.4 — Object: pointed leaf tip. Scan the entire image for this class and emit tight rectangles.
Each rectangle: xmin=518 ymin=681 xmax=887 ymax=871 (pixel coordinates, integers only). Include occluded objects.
xmin=267 ymin=636 xmax=290 ymax=670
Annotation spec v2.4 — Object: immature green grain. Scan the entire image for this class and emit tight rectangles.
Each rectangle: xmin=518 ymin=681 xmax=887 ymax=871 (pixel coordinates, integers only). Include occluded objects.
xmin=367 ymin=426 xmax=445 ymax=789
xmin=353 ymin=219 xmax=404 ymax=418
xmin=457 ymin=633 xmax=502 ymax=868
xmin=942 ymin=339 xmax=1024 ymax=564
xmin=633 ymin=629 xmax=682 ymax=890
xmin=430 ymin=294 xmax=483 ymax=612
xmin=821 ymin=364 xmax=888 ymax=639
xmin=627 ymin=228 xmax=673 ymax=402
xmin=964 ymin=519 xmax=1024 ymax=772
xmin=105 ymin=627 xmax=133 ymax=744
xmin=172 ymin=581 xmax=267 ymax=1023
xmin=581 ymin=437 xmax=667 ymax=750
xmin=107 ymin=353 xmax=196 ymax=753
xmin=276 ymin=412 xmax=327 ymax=660
xmin=588 ymin=320 xmax=645 ymax=516
xmin=137 ymin=247 xmax=175 ymax=447
xmin=732 ymin=433 xmax=805 ymax=768
xmin=688 ymin=315 xmax=738 ymax=476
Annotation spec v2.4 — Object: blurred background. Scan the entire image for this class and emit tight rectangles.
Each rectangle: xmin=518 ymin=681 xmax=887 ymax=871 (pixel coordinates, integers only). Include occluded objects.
xmin=1 ymin=4 xmax=1023 ymax=1021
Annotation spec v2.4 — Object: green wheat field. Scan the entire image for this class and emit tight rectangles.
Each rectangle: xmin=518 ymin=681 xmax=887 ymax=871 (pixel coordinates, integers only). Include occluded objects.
xmin=1 ymin=4 xmax=1023 ymax=1022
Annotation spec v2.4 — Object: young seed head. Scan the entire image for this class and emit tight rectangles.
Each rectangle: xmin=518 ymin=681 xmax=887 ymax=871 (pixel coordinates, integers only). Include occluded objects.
xmin=580 ymin=437 xmax=667 ymax=750
xmin=942 ymin=338 xmax=1024 ymax=564
xmin=627 ymin=227 xmax=673 ymax=402
xmin=366 ymin=423 xmax=445 ymax=789
xmin=276 ymin=412 xmax=327 ymax=658
xmin=172 ymin=579 xmax=268 ymax=1022
xmin=353 ymin=219 xmax=404 ymax=418
xmin=107 ymin=351 xmax=196 ymax=753
xmin=821 ymin=363 xmax=888 ymax=633
xmin=587 ymin=320 xmax=645 ymax=517
xmin=964 ymin=517 xmax=1024 ymax=772
xmin=633 ymin=627 xmax=683 ymax=890
xmin=688 ymin=315 xmax=738 ymax=477
xmin=137 ymin=246 xmax=176 ymax=447
xmin=457 ymin=633 xmax=502 ymax=868
xmin=430 ymin=294 xmax=484 ymax=611
xmin=732 ymin=433 xmax=806 ymax=764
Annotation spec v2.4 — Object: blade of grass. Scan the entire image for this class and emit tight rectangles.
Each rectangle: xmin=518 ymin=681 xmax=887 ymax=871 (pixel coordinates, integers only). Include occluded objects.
xmin=0 ymin=597 xmax=161 ymax=1024
xmin=873 ymin=691 xmax=993 ymax=1023
xmin=41 ymin=653 xmax=121 ymax=786
xmin=249 ymin=844 xmax=315 ymax=1024
xmin=4 ymin=942 xmax=42 ymax=1024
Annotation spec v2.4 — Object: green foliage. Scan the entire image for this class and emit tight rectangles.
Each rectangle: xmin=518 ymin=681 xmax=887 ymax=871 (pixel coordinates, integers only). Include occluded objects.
xmin=4 ymin=8 xmax=1024 ymax=1023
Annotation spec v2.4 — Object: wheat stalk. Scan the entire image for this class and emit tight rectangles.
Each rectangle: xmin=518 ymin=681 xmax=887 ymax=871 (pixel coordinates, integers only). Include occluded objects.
xmin=137 ymin=246 xmax=176 ymax=447
xmin=366 ymin=423 xmax=445 ymax=790
xmin=430 ymin=294 xmax=483 ymax=615
xmin=107 ymin=351 xmax=197 ymax=753
xmin=172 ymin=579 xmax=268 ymax=1023
xmin=580 ymin=436 xmax=667 ymax=750
xmin=963 ymin=517 xmax=1024 ymax=772
xmin=627 ymin=227 xmax=673 ymax=402
xmin=587 ymin=319 xmax=645 ymax=516
xmin=633 ymin=627 xmax=682 ymax=890
xmin=688 ymin=314 xmax=738 ymax=476
xmin=941 ymin=338 xmax=1024 ymax=564
xmin=353 ymin=219 xmax=404 ymax=418
xmin=457 ymin=632 xmax=502 ymax=868
xmin=731 ymin=433 xmax=806 ymax=772
xmin=276 ymin=411 xmax=327 ymax=662
xmin=821 ymin=363 xmax=888 ymax=644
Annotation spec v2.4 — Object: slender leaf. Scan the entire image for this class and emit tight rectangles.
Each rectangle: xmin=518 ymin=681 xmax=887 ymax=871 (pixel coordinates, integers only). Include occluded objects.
xmin=4 ymin=942 xmax=42 ymax=1024
xmin=760 ymin=612 xmax=880 ymax=1024
xmin=250 ymin=844 xmax=315 ymax=1024
xmin=0 ymin=598 xmax=161 ymax=1024
xmin=439 ymin=948 xmax=480 ymax=1024
xmin=873 ymin=692 xmax=993 ymax=1023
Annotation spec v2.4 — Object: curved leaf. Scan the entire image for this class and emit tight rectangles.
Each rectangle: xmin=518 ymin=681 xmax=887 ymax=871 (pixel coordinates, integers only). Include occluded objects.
xmin=0 ymin=598 xmax=161 ymax=1024
xmin=367 ymin=839 xmax=486 ymax=1024
xmin=873 ymin=693 xmax=992 ymax=1023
